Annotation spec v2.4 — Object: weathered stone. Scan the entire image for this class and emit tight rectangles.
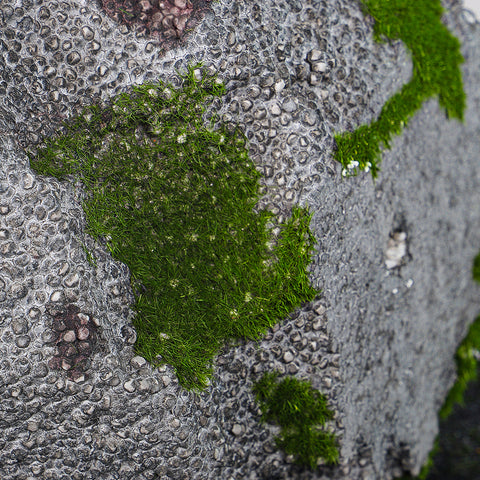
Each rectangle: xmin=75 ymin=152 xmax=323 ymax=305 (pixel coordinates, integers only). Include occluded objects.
xmin=0 ymin=1 xmax=478 ymax=479
xmin=63 ymin=330 xmax=76 ymax=343
xmin=131 ymin=356 xmax=147 ymax=369
xmin=123 ymin=379 xmax=136 ymax=392
xmin=81 ymin=26 xmax=95 ymax=41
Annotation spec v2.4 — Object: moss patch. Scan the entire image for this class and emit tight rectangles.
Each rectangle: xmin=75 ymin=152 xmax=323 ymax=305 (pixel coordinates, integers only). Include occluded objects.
xmin=28 ymin=65 xmax=318 ymax=390
xmin=253 ymin=371 xmax=339 ymax=468
xmin=335 ymin=0 xmax=466 ymax=178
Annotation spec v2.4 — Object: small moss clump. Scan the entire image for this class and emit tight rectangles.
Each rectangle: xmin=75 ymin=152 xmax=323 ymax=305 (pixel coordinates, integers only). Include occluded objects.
xmin=252 ymin=371 xmax=339 ymax=468
xmin=472 ymin=250 xmax=480 ymax=282
xmin=335 ymin=0 xmax=466 ymax=178
xmin=29 ymin=65 xmax=318 ymax=390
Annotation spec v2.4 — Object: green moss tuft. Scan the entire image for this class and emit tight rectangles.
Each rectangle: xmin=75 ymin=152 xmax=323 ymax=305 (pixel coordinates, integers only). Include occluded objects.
xmin=473 ymin=250 xmax=480 ymax=282
xmin=28 ymin=64 xmax=318 ymax=390
xmin=253 ymin=371 xmax=339 ymax=468
xmin=335 ymin=0 xmax=466 ymax=178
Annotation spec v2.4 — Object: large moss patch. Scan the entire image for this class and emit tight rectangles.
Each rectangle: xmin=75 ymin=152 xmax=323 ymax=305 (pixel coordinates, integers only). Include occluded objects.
xmin=29 ymin=65 xmax=318 ymax=390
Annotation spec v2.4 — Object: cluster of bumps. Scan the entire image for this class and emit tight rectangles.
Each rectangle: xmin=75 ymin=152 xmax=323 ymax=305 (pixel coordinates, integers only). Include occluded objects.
xmin=99 ymin=0 xmax=212 ymax=42
xmin=46 ymin=304 xmax=100 ymax=382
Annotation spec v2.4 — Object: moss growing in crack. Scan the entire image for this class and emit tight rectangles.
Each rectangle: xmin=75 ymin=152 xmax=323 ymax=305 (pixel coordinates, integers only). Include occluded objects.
xmin=253 ymin=371 xmax=339 ymax=468
xmin=335 ymin=0 xmax=466 ymax=178
xmin=28 ymin=64 xmax=318 ymax=390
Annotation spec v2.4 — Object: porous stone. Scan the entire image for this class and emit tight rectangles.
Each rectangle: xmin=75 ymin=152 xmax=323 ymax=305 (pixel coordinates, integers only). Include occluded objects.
xmin=0 ymin=0 xmax=478 ymax=479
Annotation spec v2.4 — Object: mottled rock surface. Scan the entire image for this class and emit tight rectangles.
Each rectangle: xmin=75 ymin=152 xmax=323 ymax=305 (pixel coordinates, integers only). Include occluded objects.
xmin=0 ymin=0 xmax=479 ymax=478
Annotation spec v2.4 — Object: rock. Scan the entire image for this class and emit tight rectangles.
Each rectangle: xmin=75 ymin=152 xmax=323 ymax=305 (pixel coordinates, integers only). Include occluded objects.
xmin=76 ymin=326 xmax=90 ymax=341
xmin=123 ymin=379 xmax=136 ymax=392
xmin=50 ymin=291 xmax=63 ymax=302
xmin=232 ymin=423 xmax=244 ymax=436
xmin=282 ymin=351 xmax=294 ymax=363
xmin=307 ymin=49 xmax=322 ymax=62
xmin=131 ymin=356 xmax=147 ymax=368
xmin=0 ymin=1 xmax=478 ymax=479
xmin=63 ymin=330 xmax=76 ymax=342
xmin=81 ymin=26 xmax=95 ymax=41
xmin=385 ymin=231 xmax=408 ymax=269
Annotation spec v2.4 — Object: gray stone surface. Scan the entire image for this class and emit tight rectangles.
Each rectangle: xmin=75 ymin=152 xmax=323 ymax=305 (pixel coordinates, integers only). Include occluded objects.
xmin=0 ymin=0 xmax=479 ymax=478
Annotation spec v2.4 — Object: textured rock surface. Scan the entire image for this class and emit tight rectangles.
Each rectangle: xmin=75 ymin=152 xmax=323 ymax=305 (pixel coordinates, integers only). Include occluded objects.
xmin=0 ymin=0 xmax=479 ymax=478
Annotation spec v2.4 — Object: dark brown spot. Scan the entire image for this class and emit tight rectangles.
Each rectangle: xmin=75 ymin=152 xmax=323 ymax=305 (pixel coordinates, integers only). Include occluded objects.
xmin=97 ymin=0 xmax=212 ymax=48
xmin=45 ymin=303 xmax=100 ymax=381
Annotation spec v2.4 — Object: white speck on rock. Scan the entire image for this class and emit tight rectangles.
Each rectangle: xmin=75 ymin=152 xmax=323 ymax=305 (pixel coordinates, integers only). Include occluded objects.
xmin=50 ymin=291 xmax=62 ymax=302
xmin=274 ymin=79 xmax=285 ymax=94
xmin=385 ymin=231 xmax=407 ymax=269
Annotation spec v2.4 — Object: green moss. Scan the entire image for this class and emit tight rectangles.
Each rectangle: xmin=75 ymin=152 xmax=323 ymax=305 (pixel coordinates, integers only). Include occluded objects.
xmin=28 ymin=64 xmax=318 ymax=390
xmin=252 ymin=371 xmax=339 ymax=468
xmin=335 ymin=0 xmax=466 ymax=178
xmin=473 ymin=250 xmax=480 ymax=282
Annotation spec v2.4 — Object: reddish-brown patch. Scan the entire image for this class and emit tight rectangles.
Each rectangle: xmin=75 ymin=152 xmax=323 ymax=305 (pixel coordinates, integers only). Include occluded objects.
xmin=96 ymin=0 xmax=212 ymax=46
xmin=46 ymin=304 xmax=99 ymax=382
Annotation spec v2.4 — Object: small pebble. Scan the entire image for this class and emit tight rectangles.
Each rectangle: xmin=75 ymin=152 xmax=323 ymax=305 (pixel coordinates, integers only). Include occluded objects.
xmin=123 ymin=379 xmax=136 ymax=392
xmin=232 ymin=424 xmax=244 ymax=436
xmin=283 ymin=351 xmax=294 ymax=363
xmin=63 ymin=330 xmax=76 ymax=342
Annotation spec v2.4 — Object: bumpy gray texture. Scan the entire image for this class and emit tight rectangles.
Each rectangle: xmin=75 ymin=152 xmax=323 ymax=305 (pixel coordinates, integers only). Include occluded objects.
xmin=0 ymin=0 xmax=479 ymax=478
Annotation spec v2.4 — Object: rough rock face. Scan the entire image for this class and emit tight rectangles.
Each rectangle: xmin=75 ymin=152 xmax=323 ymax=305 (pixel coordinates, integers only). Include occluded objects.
xmin=0 ymin=0 xmax=479 ymax=478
